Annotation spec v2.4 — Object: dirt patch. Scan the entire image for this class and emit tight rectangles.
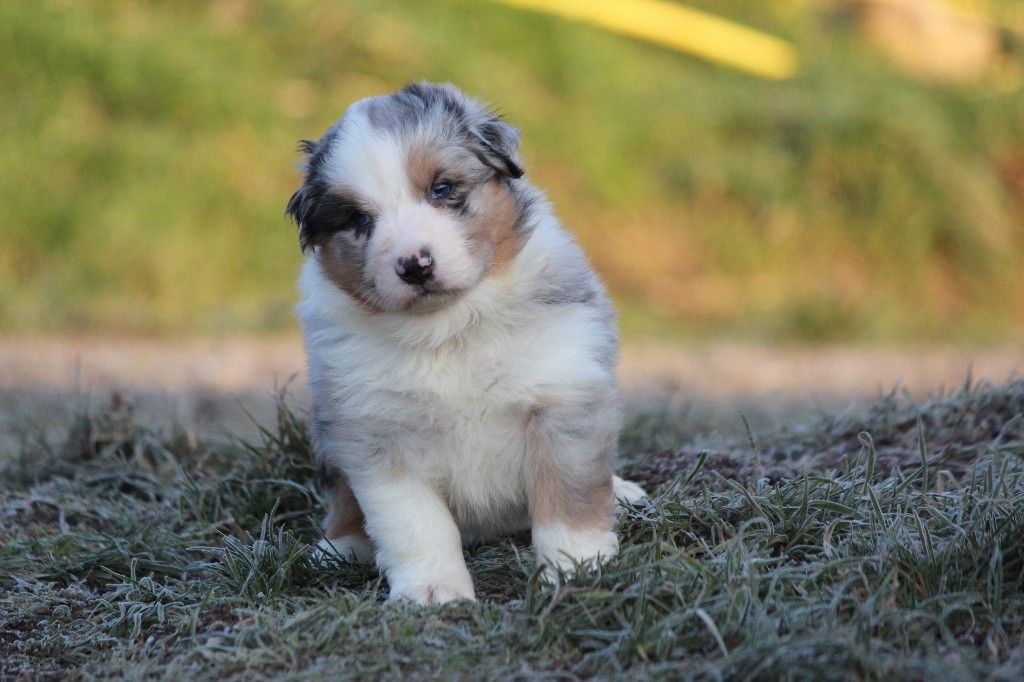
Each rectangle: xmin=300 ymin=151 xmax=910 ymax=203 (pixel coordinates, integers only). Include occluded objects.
xmin=620 ymin=378 xmax=1024 ymax=493
xmin=2 ymin=336 xmax=1022 ymax=452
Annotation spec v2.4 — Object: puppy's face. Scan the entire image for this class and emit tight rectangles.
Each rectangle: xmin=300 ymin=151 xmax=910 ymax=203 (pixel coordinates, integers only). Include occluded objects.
xmin=287 ymin=83 xmax=528 ymax=313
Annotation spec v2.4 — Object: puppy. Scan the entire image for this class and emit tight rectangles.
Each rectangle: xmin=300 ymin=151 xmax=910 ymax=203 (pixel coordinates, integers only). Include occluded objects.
xmin=287 ymin=82 xmax=646 ymax=605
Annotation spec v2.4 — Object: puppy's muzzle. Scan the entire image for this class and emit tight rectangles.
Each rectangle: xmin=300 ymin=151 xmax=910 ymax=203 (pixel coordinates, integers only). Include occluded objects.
xmin=396 ymin=250 xmax=434 ymax=286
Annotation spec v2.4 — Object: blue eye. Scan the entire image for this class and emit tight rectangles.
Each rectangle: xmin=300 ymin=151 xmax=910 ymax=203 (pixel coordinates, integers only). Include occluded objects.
xmin=430 ymin=182 xmax=452 ymax=200
xmin=351 ymin=211 xmax=371 ymax=228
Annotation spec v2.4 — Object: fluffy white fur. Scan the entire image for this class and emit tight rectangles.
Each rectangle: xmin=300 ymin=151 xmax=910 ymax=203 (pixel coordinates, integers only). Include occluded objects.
xmin=613 ymin=475 xmax=649 ymax=505
xmin=292 ymin=84 xmax=646 ymax=605
xmin=321 ymin=109 xmax=486 ymax=310
xmin=532 ymin=523 xmax=619 ymax=582
xmin=315 ymin=535 xmax=375 ymax=565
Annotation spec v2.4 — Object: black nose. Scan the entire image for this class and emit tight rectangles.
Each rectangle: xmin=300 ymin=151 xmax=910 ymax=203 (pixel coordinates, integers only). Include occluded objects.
xmin=396 ymin=251 xmax=434 ymax=286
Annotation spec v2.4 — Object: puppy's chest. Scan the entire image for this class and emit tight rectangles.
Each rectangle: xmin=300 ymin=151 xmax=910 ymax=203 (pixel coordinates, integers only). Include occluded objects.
xmin=376 ymin=342 xmax=533 ymax=518
xmin=394 ymin=344 xmax=532 ymax=432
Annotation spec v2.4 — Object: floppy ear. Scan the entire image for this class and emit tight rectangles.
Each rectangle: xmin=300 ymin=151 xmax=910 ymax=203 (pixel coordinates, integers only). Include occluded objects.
xmin=285 ymin=186 xmax=319 ymax=253
xmin=470 ymin=116 xmax=525 ymax=179
xmin=285 ymin=140 xmax=322 ymax=252
xmin=401 ymin=82 xmax=525 ymax=179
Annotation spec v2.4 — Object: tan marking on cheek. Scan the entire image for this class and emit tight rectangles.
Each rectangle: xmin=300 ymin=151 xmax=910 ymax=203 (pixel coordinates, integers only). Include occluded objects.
xmin=324 ymin=473 xmax=370 ymax=541
xmin=527 ymin=452 xmax=615 ymax=531
xmin=467 ymin=179 xmax=526 ymax=275
xmin=316 ymin=237 xmax=385 ymax=314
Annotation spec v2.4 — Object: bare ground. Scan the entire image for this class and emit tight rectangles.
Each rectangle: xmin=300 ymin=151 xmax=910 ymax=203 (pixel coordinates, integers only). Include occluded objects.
xmin=1 ymin=336 xmax=1022 ymax=450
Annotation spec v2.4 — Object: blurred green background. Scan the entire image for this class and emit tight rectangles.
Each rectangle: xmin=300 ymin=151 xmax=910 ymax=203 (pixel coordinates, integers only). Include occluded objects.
xmin=2 ymin=0 xmax=1023 ymax=342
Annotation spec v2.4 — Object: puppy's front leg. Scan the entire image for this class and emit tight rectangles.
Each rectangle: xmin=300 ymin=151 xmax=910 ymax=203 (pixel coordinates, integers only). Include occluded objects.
xmin=526 ymin=396 xmax=620 ymax=581
xmin=353 ymin=470 xmax=474 ymax=605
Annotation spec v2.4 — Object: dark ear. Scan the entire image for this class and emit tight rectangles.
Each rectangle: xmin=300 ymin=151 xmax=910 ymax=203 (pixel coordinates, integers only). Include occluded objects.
xmin=285 ymin=139 xmax=323 ymax=252
xmin=471 ymin=116 xmax=524 ymax=179
xmin=402 ymin=82 xmax=524 ymax=179
xmin=285 ymin=185 xmax=318 ymax=252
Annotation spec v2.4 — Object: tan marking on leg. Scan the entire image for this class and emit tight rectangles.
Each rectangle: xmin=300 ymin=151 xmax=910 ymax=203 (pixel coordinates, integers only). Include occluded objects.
xmin=324 ymin=473 xmax=370 ymax=542
xmin=528 ymin=452 xmax=615 ymax=531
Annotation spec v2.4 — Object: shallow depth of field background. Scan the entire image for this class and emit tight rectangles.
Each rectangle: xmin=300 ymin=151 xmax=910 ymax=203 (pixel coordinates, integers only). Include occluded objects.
xmin=3 ymin=0 xmax=1023 ymax=343
xmin=4 ymin=4 xmax=1024 ymax=678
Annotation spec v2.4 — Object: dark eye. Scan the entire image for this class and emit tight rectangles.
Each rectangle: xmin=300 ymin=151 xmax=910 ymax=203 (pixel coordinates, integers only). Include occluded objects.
xmin=350 ymin=210 xmax=371 ymax=228
xmin=430 ymin=182 xmax=452 ymax=200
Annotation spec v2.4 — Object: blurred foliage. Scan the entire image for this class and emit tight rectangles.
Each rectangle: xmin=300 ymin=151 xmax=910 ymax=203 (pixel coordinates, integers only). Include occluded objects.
xmin=1 ymin=0 xmax=1023 ymax=341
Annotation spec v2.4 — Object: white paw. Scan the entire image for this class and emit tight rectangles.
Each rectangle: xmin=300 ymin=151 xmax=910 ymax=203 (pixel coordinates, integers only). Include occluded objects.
xmin=388 ymin=574 xmax=476 ymax=605
xmin=533 ymin=523 xmax=619 ymax=582
xmin=612 ymin=475 xmax=648 ymax=505
xmin=312 ymin=536 xmax=375 ymax=565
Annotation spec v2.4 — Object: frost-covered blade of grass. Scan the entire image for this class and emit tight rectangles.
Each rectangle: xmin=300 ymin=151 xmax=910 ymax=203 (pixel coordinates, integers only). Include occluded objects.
xmin=1 ymin=380 xmax=1022 ymax=679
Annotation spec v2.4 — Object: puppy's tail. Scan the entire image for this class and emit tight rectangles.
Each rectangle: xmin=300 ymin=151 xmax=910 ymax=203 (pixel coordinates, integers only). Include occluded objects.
xmin=612 ymin=475 xmax=648 ymax=506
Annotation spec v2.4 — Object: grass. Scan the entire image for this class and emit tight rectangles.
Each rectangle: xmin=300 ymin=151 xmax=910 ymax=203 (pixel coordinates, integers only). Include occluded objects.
xmin=2 ymin=378 xmax=1023 ymax=679
xmin=1 ymin=1 xmax=1023 ymax=341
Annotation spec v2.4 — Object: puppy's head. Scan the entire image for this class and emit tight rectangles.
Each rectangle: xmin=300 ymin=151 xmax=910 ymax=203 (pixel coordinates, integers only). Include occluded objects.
xmin=287 ymin=82 xmax=529 ymax=313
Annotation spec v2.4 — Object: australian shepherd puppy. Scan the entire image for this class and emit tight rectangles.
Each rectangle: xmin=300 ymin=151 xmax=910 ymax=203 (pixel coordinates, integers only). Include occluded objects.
xmin=287 ymin=82 xmax=645 ymax=605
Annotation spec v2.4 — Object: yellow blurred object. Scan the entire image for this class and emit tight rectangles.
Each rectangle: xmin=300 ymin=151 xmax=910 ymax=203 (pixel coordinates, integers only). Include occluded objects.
xmin=488 ymin=0 xmax=799 ymax=79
